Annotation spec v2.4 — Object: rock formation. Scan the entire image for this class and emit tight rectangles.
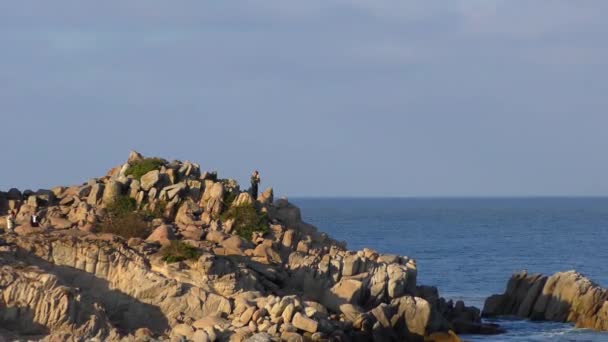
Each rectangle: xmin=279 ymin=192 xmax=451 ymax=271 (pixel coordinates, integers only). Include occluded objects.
xmin=0 ymin=151 xmax=503 ymax=341
xmin=483 ymin=271 xmax=608 ymax=331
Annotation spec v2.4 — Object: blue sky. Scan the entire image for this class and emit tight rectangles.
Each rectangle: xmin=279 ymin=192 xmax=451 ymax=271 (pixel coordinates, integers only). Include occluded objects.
xmin=1 ymin=1 xmax=607 ymax=196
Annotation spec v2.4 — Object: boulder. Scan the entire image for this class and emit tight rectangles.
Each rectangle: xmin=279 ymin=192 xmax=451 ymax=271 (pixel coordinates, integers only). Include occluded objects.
xmin=172 ymin=324 xmax=194 ymax=340
xmin=181 ymin=225 xmax=203 ymax=240
xmin=205 ymin=230 xmax=228 ymax=244
xmin=483 ymin=271 xmax=608 ymax=331
xmin=87 ymin=183 xmax=104 ymax=205
xmin=141 ymin=170 xmax=161 ymax=191
xmin=322 ymin=279 xmax=364 ymax=312
xmin=258 ymin=188 xmax=273 ymax=205
xmin=102 ymin=180 xmax=123 ymax=206
xmin=49 ymin=216 xmax=73 ymax=230
xmin=14 ymin=224 xmax=47 ymax=236
xmin=146 ymin=224 xmax=175 ymax=246
xmin=192 ymin=316 xmax=230 ymax=330
xmin=201 ymin=182 xmax=224 ymax=217
xmin=233 ymin=192 xmax=254 ymax=207
xmin=245 ymin=333 xmax=272 ymax=342
xmin=220 ymin=236 xmax=252 ymax=256
xmin=292 ymin=312 xmax=318 ymax=333
xmin=127 ymin=150 xmax=144 ymax=164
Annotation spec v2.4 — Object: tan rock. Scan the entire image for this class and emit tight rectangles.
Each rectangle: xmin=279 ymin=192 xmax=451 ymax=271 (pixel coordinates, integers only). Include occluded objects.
xmin=291 ymin=312 xmax=318 ymax=333
xmin=141 ymin=170 xmax=161 ymax=191
xmin=49 ymin=216 xmax=73 ymax=230
xmin=193 ymin=316 xmax=231 ymax=330
xmin=87 ymin=183 xmax=104 ymax=205
xmin=172 ymin=323 xmax=195 ymax=339
xmin=233 ymin=192 xmax=254 ymax=207
xmin=146 ymin=224 xmax=175 ymax=246
xmin=102 ymin=180 xmax=123 ymax=206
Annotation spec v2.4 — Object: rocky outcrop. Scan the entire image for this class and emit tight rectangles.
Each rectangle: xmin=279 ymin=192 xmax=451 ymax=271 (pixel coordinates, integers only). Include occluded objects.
xmin=0 ymin=245 xmax=120 ymax=341
xmin=0 ymin=151 xmax=501 ymax=341
xmin=483 ymin=271 xmax=608 ymax=331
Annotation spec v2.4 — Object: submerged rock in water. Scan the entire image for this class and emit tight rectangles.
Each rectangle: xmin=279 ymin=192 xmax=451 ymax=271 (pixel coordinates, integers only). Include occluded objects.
xmin=483 ymin=270 xmax=608 ymax=331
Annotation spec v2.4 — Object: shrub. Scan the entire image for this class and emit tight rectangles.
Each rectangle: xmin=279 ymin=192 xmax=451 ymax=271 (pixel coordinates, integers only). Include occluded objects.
xmin=221 ymin=203 xmax=268 ymax=241
xmin=99 ymin=196 xmax=149 ymax=238
xmin=161 ymin=241 xmax=201 ymax=263
xmin=125 ymin=158 xmax=165 ymax=180
xmin=98 ymin=212 xmax=150 ymax=239
xmin=106 ymin=196 xmax=137 ymax=218
xmin=142 ymin=200 xmax=167 ymax=220
xmin=223 ymin=191 xmax=238 ymax=208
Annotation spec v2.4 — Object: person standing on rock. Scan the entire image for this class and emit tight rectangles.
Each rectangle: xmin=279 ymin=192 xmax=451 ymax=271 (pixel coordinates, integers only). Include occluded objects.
xmin=250 ymin=170 xmax=261 ymax=200
xmin=30 ymin=213 xmax=39 ymax=227
xmin=6 ymin=210 xmax=16 ymax=233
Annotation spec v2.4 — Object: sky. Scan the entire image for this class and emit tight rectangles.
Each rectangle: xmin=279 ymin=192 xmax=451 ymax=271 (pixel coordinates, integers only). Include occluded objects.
xmin=1 ymin=1 xmax=607 ymax=197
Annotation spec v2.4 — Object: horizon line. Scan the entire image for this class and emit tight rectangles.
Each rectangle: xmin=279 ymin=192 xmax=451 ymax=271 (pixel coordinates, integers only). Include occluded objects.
xmin=287 ymin=195 xmax=608 ymax=199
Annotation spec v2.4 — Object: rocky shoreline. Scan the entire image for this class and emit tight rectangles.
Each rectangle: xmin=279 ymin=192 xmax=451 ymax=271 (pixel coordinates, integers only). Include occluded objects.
xmin=483 ymin=271 xmax=608 ymax=331
xmin=3 ymin=151 xmax=593 ymax=341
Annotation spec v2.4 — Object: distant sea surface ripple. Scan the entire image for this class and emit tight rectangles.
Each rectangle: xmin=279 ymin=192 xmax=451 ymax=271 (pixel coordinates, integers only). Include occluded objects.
xmin=291 ymin=197 xmax=608 ymax=342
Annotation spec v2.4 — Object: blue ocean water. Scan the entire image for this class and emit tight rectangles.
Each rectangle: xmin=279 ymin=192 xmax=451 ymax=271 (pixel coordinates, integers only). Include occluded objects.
xmin=291 ymin=198 xmax=608 ymax=341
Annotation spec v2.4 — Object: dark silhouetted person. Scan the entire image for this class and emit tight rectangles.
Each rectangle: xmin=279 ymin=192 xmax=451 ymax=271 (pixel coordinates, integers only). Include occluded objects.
xmin=250 ymin=170 xmax=261 ymax=200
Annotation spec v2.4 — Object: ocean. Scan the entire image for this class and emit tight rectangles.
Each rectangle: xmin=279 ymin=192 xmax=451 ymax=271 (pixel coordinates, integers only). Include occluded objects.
xmin=291 ymin=197 xmax=608 ymax=341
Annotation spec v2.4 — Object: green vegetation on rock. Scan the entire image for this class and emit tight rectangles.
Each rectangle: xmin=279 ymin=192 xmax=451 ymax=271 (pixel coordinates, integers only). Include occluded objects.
xmin=105 ymin=196 xmax=137 ymax=217
xmin=161 ymin=241 xmax=201 ymax=263
xmin=142 ymin=200 xmax=167 ymax=220
xmin=221 ymin=202 xmax=268 ymax=241
xmin=98 ymin=212 xmax=150 ymax=239
xmin=99 ymin=196 xmax=150 ymax=239
xmin=125 ymin=158 xmax=165 ymax=180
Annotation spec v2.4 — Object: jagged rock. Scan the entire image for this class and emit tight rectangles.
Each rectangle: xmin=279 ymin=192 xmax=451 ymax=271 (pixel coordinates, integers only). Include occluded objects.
xmin=77 ymin=184 xmax=93 ymax=198
xmin=0 ymin=260 xmax=120 ymax=339
xmin=175 ymin=199 xmax=199 ymax=226
xmin=128 ymin=150 xmax=144 ymax=164
xmin=390 ymin=296 xmax=433 ymax=339
xmin=233 ymin=192 xmax=254 ymax=207
xmin=483 ymin=271 xmax=608 ymax=331
xmin=87 ymin=183 xmax=104 ymax=205
xmin=201 ymin=182 xmax=224 ymax=217
xmin=258 ymin=188 xmax=273 ymax=205
xmin=165 ymin=183 xmax=187 ymax=200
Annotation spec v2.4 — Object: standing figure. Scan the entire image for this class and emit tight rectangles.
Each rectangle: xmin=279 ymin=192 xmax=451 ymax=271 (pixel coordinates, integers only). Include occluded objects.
xmin=6 ymin=210 xmax=16 ymax=233
xmin=30 ymin=213 xmax=39 ymax=227
xmin=250 ymin=170 xmax=261 ymax=200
